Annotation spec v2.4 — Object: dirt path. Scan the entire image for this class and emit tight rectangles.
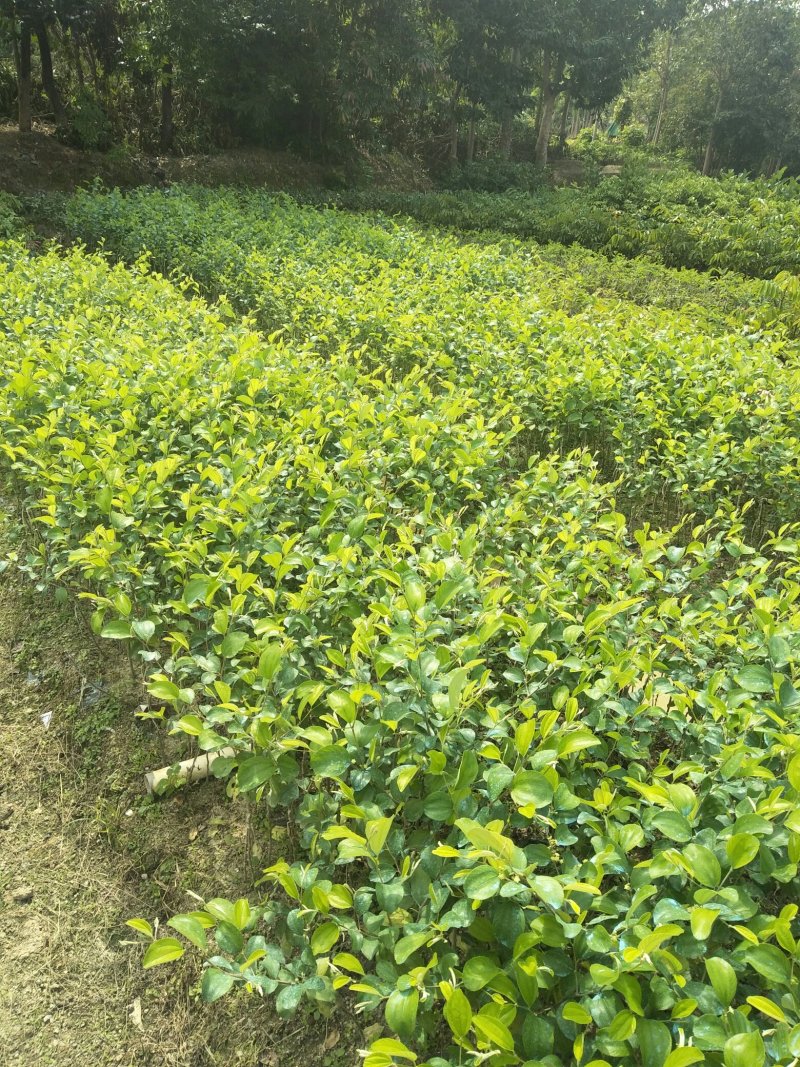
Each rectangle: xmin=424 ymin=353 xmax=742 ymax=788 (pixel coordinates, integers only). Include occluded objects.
xmin=0 ymin=506 xmax=357 ymax=1066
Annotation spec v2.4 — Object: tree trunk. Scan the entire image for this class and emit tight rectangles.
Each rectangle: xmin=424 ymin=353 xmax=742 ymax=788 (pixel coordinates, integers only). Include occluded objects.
xmin=499 ymin=46 xmax=520 ymax=160
xmin=533 ymin=84 xmax=544 ymax=142
xmin=466 ymin=110 xmax=476 ymax=163
xmin=499 ymin=111 xmax=513 ymax=159
xmin=534 ymin=52 xmax=562 ymax=167
xmin=72 ymin=31 xmax=86 ymax=90
xmin=86 ymin=40 xmax=102 ymax=96
xmin=160 ymin=58 xmax=174 ymax=152
xmin=558 ymin=91 xmax=571 ymax=151
xmin=534 ymin=86 xmax=558 ymax=166
xmin=448 ymin=83 xmax=460 ymax=163
xmin=651 ymin=32 xmax=672 ymax=146
xmin=34 ymin=19 xmax=65 ymax=125
xmin=702 ymin=131 xmax=715 ymax=176
xmin=702 ymin=92 xmax=722 ymax=176
xmin=18 ymin=22 xmax=32 ymax=133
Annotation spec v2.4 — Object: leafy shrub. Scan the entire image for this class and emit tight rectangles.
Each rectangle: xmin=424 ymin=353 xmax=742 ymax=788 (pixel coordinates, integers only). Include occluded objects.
xmin=292 ymin=170 xmax=800 ymax=281
xmin=62 ymin=89 xmax=114 ymax=151
xmin=52 ymin=185 xmax=800 ymax=530
xmin=0 ymin=192 xmax=22 ymax=237
xmin=2 ymin=239 xmax=800 ymax=1067
xmin=620 ymin=122 xmax=648 ymax=148
xmin=440 ymin=160 xmax=547 ymax=194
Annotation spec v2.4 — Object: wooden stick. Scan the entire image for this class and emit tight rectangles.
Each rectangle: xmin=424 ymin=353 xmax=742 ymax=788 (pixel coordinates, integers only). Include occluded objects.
xmin=145 ymin=747 xmax=236 ymax=795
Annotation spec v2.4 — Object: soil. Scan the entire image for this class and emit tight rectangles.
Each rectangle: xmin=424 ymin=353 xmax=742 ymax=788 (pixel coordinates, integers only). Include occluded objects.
xmin=0 ymin=122 xmax=429 ymax=196
xmin=0 ymin=501 xmax=363 ymax=1067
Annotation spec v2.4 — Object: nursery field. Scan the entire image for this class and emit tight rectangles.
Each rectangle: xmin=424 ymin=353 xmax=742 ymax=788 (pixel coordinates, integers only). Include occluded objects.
xmin=50 ymin=187 xmax=800 ymax=530
xmin=2 ymin=184 xmax=800 ymax=1067
xmin=312 ymin=168 xmax=800 ymax=281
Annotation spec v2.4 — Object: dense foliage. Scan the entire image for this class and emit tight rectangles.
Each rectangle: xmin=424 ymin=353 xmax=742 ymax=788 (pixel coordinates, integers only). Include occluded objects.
xmin=54 ymin=185 xmax=800 ymax=531
xmin=3 ymin=0 xmax=800 ymax=174
xmin=3 ymin=180 xmax=800 ymax=1065
xmin=310 ymin=168 xmax=800 ymax=280
xmin=629 ymin=2 xmax=800 ymax=175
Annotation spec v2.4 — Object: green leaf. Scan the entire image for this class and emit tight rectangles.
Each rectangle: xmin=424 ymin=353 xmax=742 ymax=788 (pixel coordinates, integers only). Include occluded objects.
xmin=608 ymin=1010 xmax=637 ymax=1040
xmin=237 ymin=755 xmax=274 ymax=792
xmin=174 ymin=714 xmax=204 ymax=736
xmin=705 ymin=958 xmax=736 ymax=1007
xmin=584 ymin=596 xmax=642 ymax=635
xmin=690 ymin=907 xmax=720 ymax=940
xmin=638 ymin=1019 xmax=672 ymax=1067
xmin=448 ymin=668 xmax=470 ymax=714
xmin=670 ymin=999 xmax=698 ymax=1020
xmin=385 ymin=987 xmax=419 ymax=1040
xmin=563 ymin=1002 xmax=592 ymax=1025
xmin=664 ymin=1051 xmax=705 ymax=1067
xmin=510 ymin=770 xmax=553 ymax=809
xmin=788 ymin=752 xmax=800 ymax=791
xmin=530 ymin=875 xmax=564 ymax=909
xmin=780 ymin=680 xmax=800 ymax=710
xmin=327 ymin=690 xmax=357 ymax=720
xmin=257 ymin=643 xmax=283 ymax=681
xmin=473 ymin=1014 xmax=514 ymax=1051
xmin=201 ymin=967 xmax=236 ymax=1003
xmin=148 ymin=679 xmax=181 ymax=703
xmin=652 ymin=810 xmax=692 ymax=843
xmin=403 ymin=578 xmax=426 ymax=613
xmin=232 ymin=898 xmax=251 ymax=930
xmin=726 ymin=833 xmax=759 ymax=869
xmin=184 ymin=577 xmax=212 ymax=606
xmin=220 ymin=630 xmax=248 ymax=658
xmin=132 ymin=619 xmax=156 ymax=641
xmin=395 ymin=765 xmax=418 ymax=792
xmin=275 ymin=983 xmax=303 ymax=1017
xmin=125 ymin=918 xmax=153 ymax=937
xmin=395 ymin=931 xmax=430 ymax=965
xmin=746 ymin=995 xmax=787 ymax=1022
xmin=423 ymin=791 xmax=453 ymax=821
xmin=462 ymin=956 xmax=499 ymax=991
xmin=486 ymin=768 xmax=516 ymax=802
xmin=463 ymin=865 xmax=501 ymax=900
xmin=723 ymin=1032 xmax=765 ymax=1067
xmin=142 ymin=937 xmax=184 ymax=968
xmin=167 ymin=914 xmax=208 ymax=950
xmin=734 ymin=665 xmax=773 ymax=694
xmin=443 ymin=987 xmax=472 ymax=1039
xmin=333 ymin=952 xmax=365 ymax=974
xmin=215 ymin=920 xmax=243 ymax=955
xmin=746 ymin=944 xmax=791 ymax=985
xmin=683 ymin=843 xmax=721 ymax=887
xmin=205 ymin=898 xmax=236 ymax=924
xmin=311 ymin=744 xmax=350 ymax=778
xmin=311 ymin=921 xmax=340 ymax=955
xmin=101 ymin=620 xmax=132 ymax=639
xmin=366 ymin=816 xmax=394 ymax=855
xmin=370 ymin=1038 xmax=417 ymax=1062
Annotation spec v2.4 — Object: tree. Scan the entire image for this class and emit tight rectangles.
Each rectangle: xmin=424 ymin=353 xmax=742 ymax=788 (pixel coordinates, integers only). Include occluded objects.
xmin=433 ymin=0 xmax=533 ymax=162
xmin=630 ymin=0 xmax=800 ymax=173
xmin=522 ymin=0 xmax=687 ymax=166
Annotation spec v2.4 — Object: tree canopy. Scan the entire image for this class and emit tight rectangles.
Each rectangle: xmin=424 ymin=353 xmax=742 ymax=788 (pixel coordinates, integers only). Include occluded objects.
xmin=1 ymin=0 xmax=798 ymax=174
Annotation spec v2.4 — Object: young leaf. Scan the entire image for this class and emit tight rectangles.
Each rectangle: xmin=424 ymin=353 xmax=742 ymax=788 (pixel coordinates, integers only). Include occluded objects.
xmin=443 ymin=987 xmax=473 ymax=1039
xmin=142 ymin=937 xmax=184 ymax=968
xmin=705 ymin=958 xmax=737 ymax=1007
xmin=385 ymin=988 xmax=419 ymax=1041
